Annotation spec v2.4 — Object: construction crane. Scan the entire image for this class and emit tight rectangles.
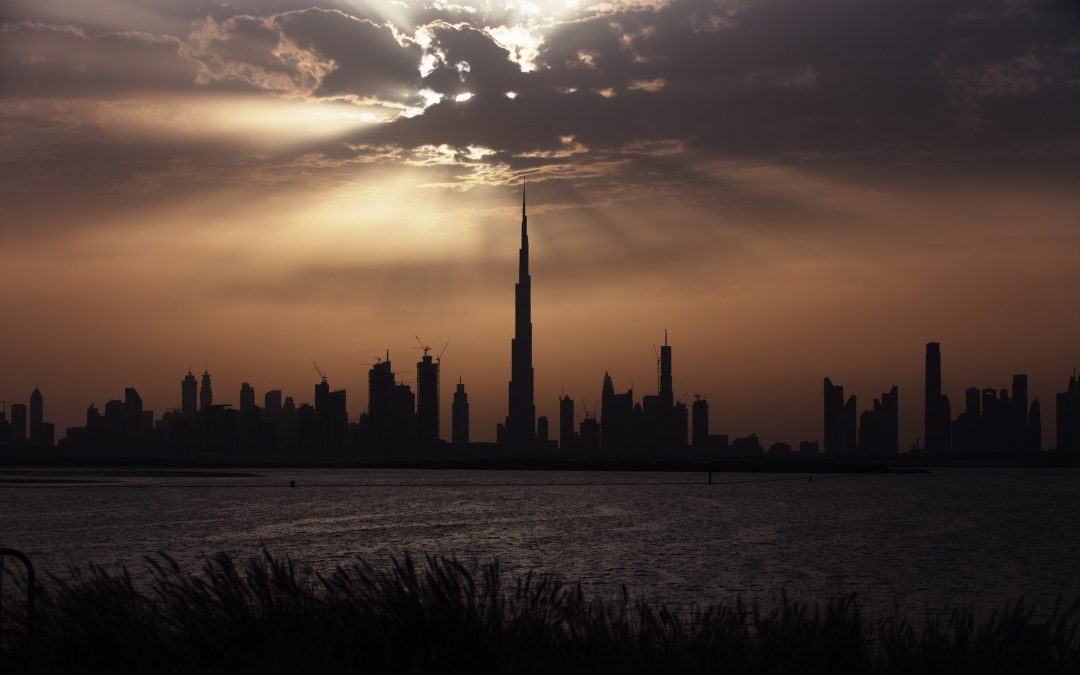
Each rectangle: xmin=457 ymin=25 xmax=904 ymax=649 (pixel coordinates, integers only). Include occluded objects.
xmin=312 ymin=361 xmax=327 ymax=383
xmin=413 ymin=335 xmax=431 ymax=357
xmin=436 ymin=341 xmax=450 ymax=363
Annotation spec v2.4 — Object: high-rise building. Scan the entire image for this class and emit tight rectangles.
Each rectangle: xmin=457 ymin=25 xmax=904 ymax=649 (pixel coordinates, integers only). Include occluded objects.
xmin=312 ymin=373 xmax=331 ymax=455
xmin=10 ymin=404 xmax=26 ymax=442
xmin=600 ymin=372 xmax=634 ymax=453
xmin=857 ymin=386 xmax=899 ymax=455
xmin=200 ymin=369 xmax=213 ymax=411
xmin=240 ymin=383 xmax=255 ymax=413
xmin=417 ymin=353 xmax=440 ymax=445
xmin=924 ymin=342 xmax=948 ymax=453
xmin=182 ymin=370 xmax=197 ymax=417
xmin=559 ymin=395 xmax=574 ymax=451
xmin=659 ymin=333 xmax=673 ymax=407
xmin=692 ymin=396 xmax=709 ymax=450
xmin=537 ymin=416 xmax=549 ymax=443
xmin=452 ymin=379 xmax=469 ymax=446
xmin=1056 ymin=372 xmax=1080 ymax=453
xmin=264 ymin=390 xmax=282 ymax=419
xmin=124 ymin=387 xmax=142 ymax=455
xmin=1011 ymin=374 xmax=1028 ymax=453
xmin=579 ymin=414 xmax=600 ymax=451
xmin=506 ymin=183 xmax=535 ymax=447
xmin=30 ymin=388 xmax=43 ymax=430
xmin=823 ymin=378 xmax=855 ymax=455
xmin=368 ymin=357 xmax=395 ymax=448
xmin=1028 ymin=399 xmax=1042 ymax=453
xmin=329 ymin=389 xmax=348 ymax=456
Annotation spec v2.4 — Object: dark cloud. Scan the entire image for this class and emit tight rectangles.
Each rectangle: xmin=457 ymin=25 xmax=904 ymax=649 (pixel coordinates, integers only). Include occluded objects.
xmin=360 ymin=0 xmax=1080 ymax=172
xmin=276 ymin=9 xmax=422 ymax=102
xmin=0 ymin=22 xmax=202 ymax=98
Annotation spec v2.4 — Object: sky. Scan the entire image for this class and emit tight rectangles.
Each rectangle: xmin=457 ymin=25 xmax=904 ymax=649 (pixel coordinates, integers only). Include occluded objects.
xmin=1 ymin=0 xmax=1079 ymax=446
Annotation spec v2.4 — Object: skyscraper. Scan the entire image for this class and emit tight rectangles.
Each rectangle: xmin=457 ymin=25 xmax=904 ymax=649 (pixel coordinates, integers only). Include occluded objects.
xmin=30 ymin=387 xmax=43 ymax=430
xmin=124 ymin=387 xmax=142 ymax=455
xmin=182 ymin=370 xmax=197 ymax=417
xmin=417 ymin=352 xmax=440 ymax=445
xmin=692 ymin=396 xmax=709 ymax=450
xmin=506 ymin=182 xmax=535 ymax=447
xmin=659 ymin=333 xmax=673 ymax=407
xmin=10 ymin=403 xmax=26 ymax=441
xmin=1056 ymin=371 xmax=1080 ymax=453
xmin=559 ymin=394 xmax=574 ymax=451
xmin=823 ymin=378 xmax=858 ymax=455
xmin=452 ymin=379 xmax=469 ymax=446
xmin=200 ymin=369 xmax=213 ymax=411
xmin=240 ymin=383 xmax=255 ymax=412
xmin=924 ymin=342 xmax=948 ymax=453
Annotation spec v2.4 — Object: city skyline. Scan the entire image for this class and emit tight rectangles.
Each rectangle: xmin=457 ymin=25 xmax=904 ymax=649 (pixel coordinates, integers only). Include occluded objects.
xmin=1 ymin=180 xmax=1078 ymax=454
xmin=2 ymin=0 xmax=1079 ymax=446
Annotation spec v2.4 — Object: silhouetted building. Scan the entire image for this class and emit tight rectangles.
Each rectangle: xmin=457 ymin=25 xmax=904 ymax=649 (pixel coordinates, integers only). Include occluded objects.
xmin=417 ymin=353 xmax=440 ymax=445
xmin=390 ymin=384 xmax=416 ymax=450
xmin=578 ymin=414 xmax=600 ymax=451
xmin=10 ymin=404 xmax=26 ymax=442
xmin=29 ymin=388 xmax=53 ymax=446
xmin=452 ymin=379 xmax=469 ymax=446
xmin=799 ymin=440 xmax=819 ymax=458
xmin=924 ymin=342 xmax=949 ymax=454
xmin=537 ymin=416 xmax=549 ymax=443
xmin=368 ymin=357 xmax=396 ymax=451
xmin=601 ymin=372 xmax=634 ymax=453
xmin=672 ymin=402 xmax=688 ymax=449
xmin=315 ymin=374 xmax=330 ymax=454
xmin=1056 ymin=372 xmax=1080 ymax=453
xmin=124 ymin=387 xmax=142 ymax=455
xmin=200 ymin=369 xmax=213 ymax=412
xmin=692 ymin=397 xmax=708 ymax=449
xmin=767 ymin=442 xmax=792 ymax=458
xmin=30 ymin=388 xmax=42 ymax=430
xmin=858 ymin=386 xmax=899 ymax=456
xmin=559 ymin=395 xmax=574 ymax=451
xmin=1028 ymin=399 xmax=1042 ymax=454
xmin=329 ymin=389 xmax=348 ymax=456
xmin=240 ymin=383 xmax=256 ymax=413
xmin=659 ymin=336 xmax=673 ymax=406
xmin=1011 ymin=374 xmax=1028 ymax=453
xmin=182 ymin=370 xmax=197 ymax=417
xmin=730 ymin=434 xmax=762 ymax=457
xmin=823 ymin=378 xmax=856 ymax=455
xmin=506 ymin=184 xmax=536 ymax=447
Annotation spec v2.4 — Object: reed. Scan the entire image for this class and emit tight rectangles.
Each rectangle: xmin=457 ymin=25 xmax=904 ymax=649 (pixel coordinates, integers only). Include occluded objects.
xmin=2 ymin=552 xmax=1077 ymax=674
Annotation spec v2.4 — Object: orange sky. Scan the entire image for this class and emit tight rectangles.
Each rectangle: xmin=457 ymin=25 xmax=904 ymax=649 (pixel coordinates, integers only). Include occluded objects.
xmin=2 ymin=0 xmax=1078 ymax=445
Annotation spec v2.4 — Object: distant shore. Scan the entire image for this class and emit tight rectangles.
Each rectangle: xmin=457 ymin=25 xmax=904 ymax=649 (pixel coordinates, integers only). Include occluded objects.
xmin=0 ymin=457 xmax=944 ymax=473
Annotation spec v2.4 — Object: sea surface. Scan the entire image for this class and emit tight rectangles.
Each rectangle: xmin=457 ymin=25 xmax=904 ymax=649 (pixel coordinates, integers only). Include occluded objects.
xmin=2 ymin=467 xmax=1079 ymax=616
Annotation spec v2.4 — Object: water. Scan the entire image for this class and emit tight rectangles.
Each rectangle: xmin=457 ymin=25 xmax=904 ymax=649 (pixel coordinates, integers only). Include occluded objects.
xmin=2 ymin=468 xmax=1079 ymax=616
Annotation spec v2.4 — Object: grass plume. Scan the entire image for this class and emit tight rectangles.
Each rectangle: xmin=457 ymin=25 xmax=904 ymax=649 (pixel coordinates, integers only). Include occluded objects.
xmin=1 ymin=551 xmax=1077 ymax=674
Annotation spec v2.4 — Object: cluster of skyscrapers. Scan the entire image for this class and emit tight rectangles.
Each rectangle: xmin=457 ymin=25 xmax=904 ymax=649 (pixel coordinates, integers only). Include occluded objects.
xmin=919 ymin=342 xmax=1076 ymax=458
xmin=3 ymin=188 xmax=1080 ymax=462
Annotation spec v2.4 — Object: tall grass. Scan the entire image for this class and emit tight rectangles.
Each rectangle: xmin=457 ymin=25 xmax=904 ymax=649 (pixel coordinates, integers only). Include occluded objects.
xmin=2 ymin=552 xmax=1077 ymax=674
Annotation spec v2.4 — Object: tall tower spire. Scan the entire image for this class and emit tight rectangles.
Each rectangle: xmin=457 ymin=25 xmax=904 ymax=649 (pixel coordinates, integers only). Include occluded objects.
xmin=507 ymin=180 xmax=536 ymax=447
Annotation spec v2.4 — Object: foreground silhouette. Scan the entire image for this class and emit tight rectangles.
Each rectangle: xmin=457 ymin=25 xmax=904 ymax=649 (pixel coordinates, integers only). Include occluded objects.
xmin=2 ymin=552 xmax=1077 ymax=674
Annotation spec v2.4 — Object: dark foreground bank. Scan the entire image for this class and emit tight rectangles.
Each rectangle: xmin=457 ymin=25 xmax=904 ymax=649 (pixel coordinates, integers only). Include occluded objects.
xmin=1 ymin=552 xmax=1077 ymax=675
